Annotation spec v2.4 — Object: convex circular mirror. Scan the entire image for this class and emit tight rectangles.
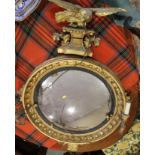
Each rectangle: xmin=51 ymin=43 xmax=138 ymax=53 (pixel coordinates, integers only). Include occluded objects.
xmin=22 ymin=57 xmax=127 ymax=151
xmin=36 ymin=69 xmax=115 ymax=133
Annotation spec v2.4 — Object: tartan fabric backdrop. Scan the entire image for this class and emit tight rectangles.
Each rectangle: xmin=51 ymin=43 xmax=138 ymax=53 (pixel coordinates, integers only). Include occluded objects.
xmin=15 ymin=0 xmax=139 ymax=150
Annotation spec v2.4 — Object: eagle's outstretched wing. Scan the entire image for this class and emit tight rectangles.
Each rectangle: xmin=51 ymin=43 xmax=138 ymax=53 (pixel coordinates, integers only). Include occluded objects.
xmin=90 ymin=7 xmax=127 ymax=16
xmin=48 ymin=0 xmax=81 ymax=11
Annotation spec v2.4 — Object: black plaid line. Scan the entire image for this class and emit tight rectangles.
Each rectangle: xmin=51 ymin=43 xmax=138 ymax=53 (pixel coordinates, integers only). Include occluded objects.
xmin=119 ymin=69 xmax=134 ymax=80
xmin=34 ymin=10 xmax=74 ymax=58
xmin=26 ymin=28 xmax=52 ymax=52
xmin=107 ymin=46 xmax=130 ymax=67
xmin=106 ymin=50 xmax=137 ymax=80
xmin=102 ymin=37 xmax=137 ymax=74
xmin=16 ymin=58 xmax=34 ymax=82
xmin=28 ymin=130 xmax=52 ymax=147
xmin=15 ymin=34 xmax=27 ymax=53
xmin=28 ymin=35 xmax=52 ymax=56
xmin=31 ymin=30 xmax=54 ymax=51
xmin=17 ymin=55 xmax=35 ymax=69
xmin=35 ymin=135 xmax=49 ymax=147
xmin=27 ymin=10 xmax=54 ymax=35
xmin=33 ymin=14 xmax=57 ymax=34
xmin=120 ymin=67 xmax=139 ymax=81
xmin=18 ymin=113 xmax=25 ymax=119
xmin=93 ymin=17 xmax=126 ymax=42
xmin=47 ymin=46 xmax=59 ymax=59
xmin=103 ymin=35 xmax=123 ymax=53
xmin=108 ymin=47 xmax=137 ymax=72
xmin=40 ymin=137 xmax=50 ymax=146
xmin=15 ymin=23 xmax=19 ymax=31
xmin=16 ymin=103 xmax=26 ymax=119
xmin=102 ymin=33 xmax=128 ymax=58
xmin=93 ymin=18 xmax=113 ymax=37
xmin=16 ymin=62 xmax=32 ymax=80
xmin=16 ymin=72 xmax=27 ymax=82
xmin=16 ymin=70 xmax=29 ymax=82
xmin=21 ymin=23 xmax=32 ymax=35
xmin=25 ymin=130 xmax=42 ymax=146
xmin=20 ymin=19 xmax=35 ymax=36
xmin=103 ymin=29 xmax=128 ymax=50
xmin=110 ymin=27 xmax=129 ymax=46
xmin=15 ymin=26 xmax=28 ymax=53
xmin=91 ymin=0 xmax=106 ymax=7
xmin=15 ymin=23 xmax=21 ymax=41
xmin=30 ymin=131 xmax=46 ymax=145
xmin=15 ymin=50 xmax=19 ymax=60
xmin=19 ymin=16 xmax=55 ymax=55
xmin=38 ymin=10 xmax=61 ymax=33
xmin=109 ymin=47 xmax=136 ymax=71
xmin=15 ymin=11 xmax=41 ymax=60
xmin=19 ymin=17 xmax=43 ymax=37
xmin=31 ymin=11 xmax=41 ymax=20
xmin=17 ymin=10 xmax=41 ymax=37
xmin=15 ymin=73 xmax=29 ymax=83
xmin=26 ymin=135 xmax=40 ymax=145
xmin=16 ymin=108 xmax=26 ymax=118
xmin=113 ymin=58 xmax=133 ymax=77
xmin=119 ymin=47 xmax=130 ymax=57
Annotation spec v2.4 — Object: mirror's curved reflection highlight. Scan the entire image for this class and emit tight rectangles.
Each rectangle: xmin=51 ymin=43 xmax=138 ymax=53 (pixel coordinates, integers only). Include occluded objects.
xmin=37 ymin=70 xmax=113 ymax=132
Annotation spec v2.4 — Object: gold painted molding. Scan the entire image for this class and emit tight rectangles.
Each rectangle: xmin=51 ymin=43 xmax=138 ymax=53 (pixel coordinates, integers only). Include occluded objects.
xmin=21 ymin=56 xmax=129 ymax=151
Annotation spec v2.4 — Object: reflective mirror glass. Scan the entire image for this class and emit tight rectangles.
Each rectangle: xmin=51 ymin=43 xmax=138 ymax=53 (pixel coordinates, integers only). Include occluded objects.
xmin=35 ymin=69 xmax=114 ymax=133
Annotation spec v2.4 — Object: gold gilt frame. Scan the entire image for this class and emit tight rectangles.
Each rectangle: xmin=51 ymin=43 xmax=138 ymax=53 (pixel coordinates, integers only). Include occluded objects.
xmin=21 ymin=56 xmax=127 ymax=151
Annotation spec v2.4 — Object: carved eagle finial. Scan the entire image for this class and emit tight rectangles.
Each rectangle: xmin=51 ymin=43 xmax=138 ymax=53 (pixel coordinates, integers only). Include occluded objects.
xmin=49 ymin=0 xmax=126 ymax=27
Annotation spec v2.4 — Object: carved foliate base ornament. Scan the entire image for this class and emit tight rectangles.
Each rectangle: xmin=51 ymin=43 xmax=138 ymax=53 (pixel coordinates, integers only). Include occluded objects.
xmin=19 ymin=0 xmax=139 ymax=152
xmin=53 ymin=27 xmax=100 ymax=57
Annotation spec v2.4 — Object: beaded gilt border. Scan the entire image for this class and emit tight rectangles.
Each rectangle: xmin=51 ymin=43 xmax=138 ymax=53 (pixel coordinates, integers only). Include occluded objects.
xmin=21 ymin=57 xmax=126 ymax=144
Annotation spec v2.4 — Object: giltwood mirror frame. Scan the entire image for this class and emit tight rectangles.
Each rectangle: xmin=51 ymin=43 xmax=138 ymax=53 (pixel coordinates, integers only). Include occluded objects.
xmin=21 ymin=56 xmax=139 ymax=152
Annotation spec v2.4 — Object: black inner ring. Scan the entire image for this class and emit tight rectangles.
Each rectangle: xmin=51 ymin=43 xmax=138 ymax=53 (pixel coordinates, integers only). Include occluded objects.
xmin=34 ymin=67 xmax=116 ymax=134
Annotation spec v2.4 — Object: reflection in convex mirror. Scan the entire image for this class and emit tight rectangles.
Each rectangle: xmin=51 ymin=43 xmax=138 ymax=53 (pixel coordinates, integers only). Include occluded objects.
xmin=35 ymin=69 xmax=115 ymax=133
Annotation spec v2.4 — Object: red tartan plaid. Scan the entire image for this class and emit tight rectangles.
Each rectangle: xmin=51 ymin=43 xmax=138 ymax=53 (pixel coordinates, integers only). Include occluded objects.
xmin=15 ymin=0 xmax=139 ymax=150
